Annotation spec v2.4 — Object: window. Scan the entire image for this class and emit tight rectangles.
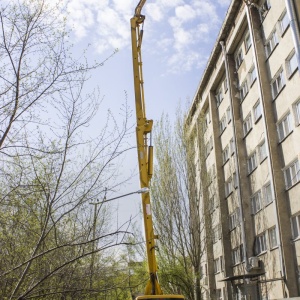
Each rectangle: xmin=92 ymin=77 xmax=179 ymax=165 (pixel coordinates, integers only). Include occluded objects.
xmin=219 ymin=115 xmax=226 ymax=134
xmin=251 ymin=191 xmax=262 ymax=214
xmin=260 ymin=0 xmax=271 ymax=21
xmin=200 ymin=265 xmax=204 ymax=278
xmin=208 ymin=196 xmax=214 ymax=211
xmin=226 ymin=106 xmax=232 ymax=123
xmin=265 ymin=30 xmax=278 ymax=57
xmin=247 ymin=152 xmax=257 ymax=174
xmin=216 ymin=289 xmax=222 ymax=300
xmin=235 ymin=48 xmax=243 ymax=69
xmin=255 ymin=232 xmax=267 ymax=254
xmin=284 ymin=159 xmax=300 ymax=189
xmin=205 ymin=142 xmax=210 ymax=158
xmin=225 ymin=177 xmax=233 ymax=197
xmin=229 ymin=213 xmax=236 ymax=231
xmin=232 ymin=245 xmax=244 ymax=265
xmin=245 ymin=32 xmax=252 ymax=51
xmin=277 ymin=112 xmax=292 ymax=141
xmin=243 ymin=114 xmax=252 ymax=136
xmin=253 ymin=100 xmax=262 ymax=122
xmin=213 ymin=259 xmax=219 ymax=273
xmin=224 ymin=78 xmax=228 ymax=92
xmin=230 ymin=138 xmax=235 ymax=155
xmin=204 ymin=109 xmax=211 ymax=129
xmin=263 ymin=182 xmax=273 ymax=205
xmin=291 ymin=213 xmax=300 ymax=239
xmin=239 ymin=80 xmax=249 ymax=100
xmin=249 ymin=66 xmax=257 ymax=85
xmin=261 ymin=0 xmax=271 ymax=15
xmin=232 ymin=247 xmax=241 ymax=265
xmin=229 ymin=208 xmax=240 ymax=230
xmin=271 ymin=68 xmax=285 ymax=99
xmin=279 ymin=10 xmax=289 ymax=34
xmin=233 ymin=172 xmax=238 ymax=188
xmin=205 ymin=137 xmax=213 ymax=158
xmin=293 ymin=99 xmax=300 ymax=126
xmin=222 ymin=145 xmax=229 ymax=164
xmin=236 ymin=287 xmax=243 ymax=300
xmin=268 ymin=227 xmax=278 ymax=249
xmin=220 ymin=256 xmax=223 ymax=271
xmin=204 ymin=291 xmax=209 ymax=300
xmin=215 ymin=87 xmax=224 ymax=106
xmin=240 ymin=244 xmax=244 ymax=262
xmin=212 ymin=226 xmax=218 ymax=243
xmin=211 ymin=163 xmax=216 ymax=178
xmin=251 ymin=183 xmax=273 ymax=209
xmin=214 ymin=256 xmax=223 ymax=273
xmin=258 ymin=140 xmax=267 ymax=162
xmin=286 ymin=50 xmax=298 ymax=77
xmin=213 ymin=224 xmax=221 ymax=243
xmin=209 ymin=195 xmax=218 ymax=211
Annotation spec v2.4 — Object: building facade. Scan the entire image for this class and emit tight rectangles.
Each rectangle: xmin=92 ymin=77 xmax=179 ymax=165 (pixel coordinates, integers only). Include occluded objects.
xmin=187 ymin=0 xmax=300 ymax=299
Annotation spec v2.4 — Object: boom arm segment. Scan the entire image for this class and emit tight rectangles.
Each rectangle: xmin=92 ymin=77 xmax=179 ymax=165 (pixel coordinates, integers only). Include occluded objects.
xmin=130 ymin=2 xmax=185 ymax=299
xmin=130 ymin=0 xmax=162 ymax=296
xmin=135 ymin=0 xmax=147 ymax=18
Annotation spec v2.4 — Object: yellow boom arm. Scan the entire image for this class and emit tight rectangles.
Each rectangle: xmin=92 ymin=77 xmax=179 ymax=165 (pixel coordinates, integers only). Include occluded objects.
xmin=130 ymin=1 xmax=184 ymax=299
xmin=130 ymin=1 xmax=161 ymax=295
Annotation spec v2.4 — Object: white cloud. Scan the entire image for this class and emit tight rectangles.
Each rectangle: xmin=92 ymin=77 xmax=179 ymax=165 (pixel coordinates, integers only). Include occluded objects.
xmin=194 ymin=1 xmax=219 ymax=24
xmin=112 ymin=0 xmax=133 ymax=13
xmin=145 ymin=0 xmax=185 ymax=22
xmin=66 ymin=0 xmax=133 ymax=53
xmin=63 ymin=0 xmax=228 ymax=73
xmin=112 ymin=0 xmax=134 ymax=21
xmin=67 ymin=3 xmax=95 ymax=38
xmin=164 ymin=1 xmax=220 ymax=65
xmin=173 ymin=28 xmax=192 ymax=51
xmin=153 ymin=37 xmax=173 ymax=54
xmin=95 ymin=6 xmax=130 ymax=51
xmin=218 ymin=0 xmax=231 ymax=7
xmin=166 ymin=50 xmax=206 ymax=74
xmin=168 ymin=5 xmax=195 ymax=28
xmin=160 ymin=0 xmax=184 ymax=8
xmin=3 ymin=0 xmax=229 ymax=76
xmin=146 ymin=3 xmax=163 ymax=22
xmin=175 ymin=5 xmax=197 ymax=23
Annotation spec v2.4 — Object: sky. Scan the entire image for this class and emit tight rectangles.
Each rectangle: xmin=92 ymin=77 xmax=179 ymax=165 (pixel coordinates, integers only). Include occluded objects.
xmin=64 ymin=0 xmax=231 ymax=226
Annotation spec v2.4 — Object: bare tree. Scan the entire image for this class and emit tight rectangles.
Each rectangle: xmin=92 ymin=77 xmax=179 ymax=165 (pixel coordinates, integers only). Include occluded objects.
xmin=0 ymin=1 xmax=137 ymax=299
xmin=151 ymin=107 xmax=213 ymax=300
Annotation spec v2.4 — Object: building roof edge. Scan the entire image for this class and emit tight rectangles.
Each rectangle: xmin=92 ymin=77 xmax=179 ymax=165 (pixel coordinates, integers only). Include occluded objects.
xmin=188 ymin=0 xmax=243 ymax=119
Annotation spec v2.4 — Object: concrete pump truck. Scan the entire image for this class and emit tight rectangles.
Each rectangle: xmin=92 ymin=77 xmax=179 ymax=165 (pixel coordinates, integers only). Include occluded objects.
xmin=130 ymin=1 xmax=185 ymax=299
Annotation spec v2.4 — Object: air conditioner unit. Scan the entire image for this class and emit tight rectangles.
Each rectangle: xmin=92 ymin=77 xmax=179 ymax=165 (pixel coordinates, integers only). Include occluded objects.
xmin=248 ymin=256 xmax=260 ymax=269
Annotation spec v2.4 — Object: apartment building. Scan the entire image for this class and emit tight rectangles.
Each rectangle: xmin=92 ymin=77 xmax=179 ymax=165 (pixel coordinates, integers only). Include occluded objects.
xmin=187 ymin=0 xmax=300 ymax=299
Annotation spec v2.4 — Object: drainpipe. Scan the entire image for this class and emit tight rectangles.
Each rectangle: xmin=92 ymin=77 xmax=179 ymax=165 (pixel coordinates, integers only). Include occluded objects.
xmin=219 ymin=40 xmax=251 ymax=273
xmin=285 ymin=0 xmax=300 ymax=73
xmin=245 ymin=5 xmax=286 ymax=279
